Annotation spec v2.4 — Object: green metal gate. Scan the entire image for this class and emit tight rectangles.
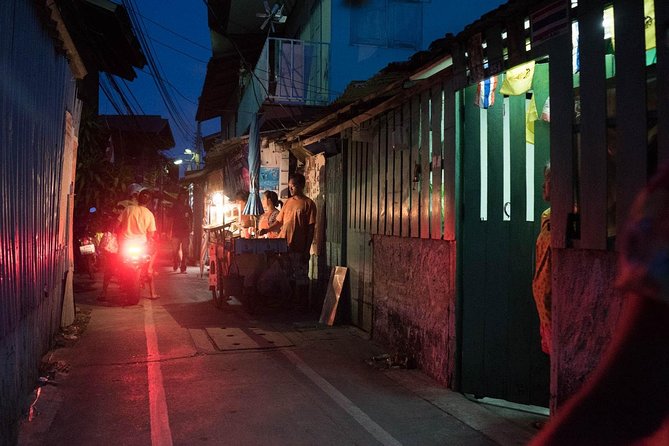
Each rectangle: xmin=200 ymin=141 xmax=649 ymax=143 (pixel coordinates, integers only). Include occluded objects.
xmin=459 ymin=63 xmax=551 ymax=406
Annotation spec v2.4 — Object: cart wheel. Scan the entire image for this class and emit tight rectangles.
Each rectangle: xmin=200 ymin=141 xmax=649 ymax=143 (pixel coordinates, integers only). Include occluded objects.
xmin=210 ymin=259 xmax=223 ymax=308
xmin=211 ymin=287 xmax=223 ymax=308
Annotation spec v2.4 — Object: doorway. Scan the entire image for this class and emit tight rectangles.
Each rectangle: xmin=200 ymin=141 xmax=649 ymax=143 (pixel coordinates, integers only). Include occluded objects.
xmin=459 ymin=62 xmax=551 ymax=407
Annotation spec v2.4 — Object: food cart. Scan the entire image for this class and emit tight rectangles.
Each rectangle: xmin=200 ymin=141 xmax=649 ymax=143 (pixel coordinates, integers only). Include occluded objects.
xmin=203 ymin=191 xmax=288 ymax=310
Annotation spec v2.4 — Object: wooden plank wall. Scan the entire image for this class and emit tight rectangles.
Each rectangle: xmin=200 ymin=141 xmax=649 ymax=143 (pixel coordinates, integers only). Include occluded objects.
xmin=343 ymin=1 xmax=667 ymax=250
xmin=410 ymin=95 xmax=421 ymax=236
xmin=431 ymin=85 xmax=443 ymax=240
xmin=657 ymin=0 xmax=669 ymax=163
xmin=420 ymin=90 xmax=432 ymax=238
xmin=346 ymin=84 xmax=457 ymax=241
xmin=578 ymin=0 xmax=608 ymax=250
xmin=325 ymin=152 xmax=344 ymax=267
xmin=613 ymin=0 xmax=647 ymax=247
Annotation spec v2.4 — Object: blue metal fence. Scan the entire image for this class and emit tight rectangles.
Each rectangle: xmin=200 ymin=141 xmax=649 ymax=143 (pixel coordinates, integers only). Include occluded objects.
xmin=1 ymin=1 xmax=80 ymax=443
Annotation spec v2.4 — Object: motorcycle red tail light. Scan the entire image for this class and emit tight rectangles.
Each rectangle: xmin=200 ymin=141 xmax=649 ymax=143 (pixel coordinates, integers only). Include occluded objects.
xmin=122 ymin=243 xmax=145 ymax=258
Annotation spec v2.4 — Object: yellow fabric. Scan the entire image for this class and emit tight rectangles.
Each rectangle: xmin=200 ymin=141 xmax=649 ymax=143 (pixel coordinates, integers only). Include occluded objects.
xmin=500 ymin=61 xmax=535 ymax=96
xmin=645 ymin=0 xmax=656 ymax=51
xmin=118 ymin=205 xmax=156 ymax=242
xmin=276 ymin=195 xmax=317 ymax=254
xmin=526 ymin=95 xmax=538 ymax=144
xmin=532 ymin=208 xmax=552 ymax=355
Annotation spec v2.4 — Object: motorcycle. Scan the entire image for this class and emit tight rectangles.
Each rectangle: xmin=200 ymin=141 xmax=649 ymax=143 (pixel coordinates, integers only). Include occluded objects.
xmin=78 ymin=235 xmax=98 ymax=279
xmin=117 ymin=240 xmax=152 ymax=305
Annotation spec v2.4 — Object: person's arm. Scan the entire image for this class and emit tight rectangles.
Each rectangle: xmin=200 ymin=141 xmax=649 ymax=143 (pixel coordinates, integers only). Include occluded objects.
xmin=259 ymin=204 xmax=284 ymax=235
xmin=262 ymin=218 xmax=282 ymax=233
xmin=304 ymin=199 xmax=317 ymax=256
xmin=304 ymin=224 xmax=315 ymax=256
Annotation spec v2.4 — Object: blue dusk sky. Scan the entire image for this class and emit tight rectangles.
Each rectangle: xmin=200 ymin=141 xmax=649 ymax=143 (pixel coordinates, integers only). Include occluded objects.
xmin=100 ymin=0 xmax=508 ymax=161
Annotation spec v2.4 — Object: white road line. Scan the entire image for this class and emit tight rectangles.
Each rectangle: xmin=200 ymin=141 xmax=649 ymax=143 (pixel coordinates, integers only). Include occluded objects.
xmin=282 ymin=350 xmax=403 ymax=446
xmin=145 ymin=299 xmax=174 ymax=446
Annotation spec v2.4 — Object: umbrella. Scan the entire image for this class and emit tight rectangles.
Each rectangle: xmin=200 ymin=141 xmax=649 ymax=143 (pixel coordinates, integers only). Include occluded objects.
xmin=243 ymin=113 xmax=265 ymax=216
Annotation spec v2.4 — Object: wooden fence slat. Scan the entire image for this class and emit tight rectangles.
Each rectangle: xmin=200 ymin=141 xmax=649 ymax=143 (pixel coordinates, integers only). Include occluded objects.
xmin=509 ymin=95 xmax=527 ymax=222
xmin=431 ymin=85 xmax=443 ymax=240
xmin=352 ymin=141 xmax=359 ymax=229
xmin=505 ymin=16 xmax=526 ymax=68
xmin=410 ymin=94 xmax=420 ymax=237
xmin=359 ymin=141 xmax=366 ymax=231
xmin=549 ymin=34 xmax=574 ymax=249
xmin=357 ymin=141 xmax=364 ymax=230
xmin=613 ymin=0 xmax=647 ymax=249
xmin=386 ymin=110 xmax=395 ymax=236
xmin=484 ymin=24 xmax=504 ymax=78
xmin=364 ymin=141 xmax=371 ymax=232
xmin=579 ymin=0 xmax=608 ymax=250
xmin=393 ymin=108 xmax=402 ymax=237
xmin=442 ymin=79 xmax=456 ymax=240
xmin=347 ymin=137 xmax=353 ymax=228
xmin=401 ymin=101 xmax=411 ymax=237
xmin=379 ymin=115 xmax=388 ymax=235
xmin=420 ymin=90 xmax=431 ymax=239
xmin=657 ymin=0 xmax=669 ymax=164
xmin=371 ymin=123 xmax=379 ymax=235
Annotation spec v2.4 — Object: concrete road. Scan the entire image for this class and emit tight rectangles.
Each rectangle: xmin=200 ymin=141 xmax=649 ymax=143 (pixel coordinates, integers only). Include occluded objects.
xmin=18 ymin=263 xmax=542 ymax=446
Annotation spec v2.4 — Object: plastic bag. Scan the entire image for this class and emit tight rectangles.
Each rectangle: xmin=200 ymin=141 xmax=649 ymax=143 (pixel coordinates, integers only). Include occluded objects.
xmin=99 ymin=231 xmax=118 ymax=254
xmin=500 ymin=61 xmax=535 ymax=96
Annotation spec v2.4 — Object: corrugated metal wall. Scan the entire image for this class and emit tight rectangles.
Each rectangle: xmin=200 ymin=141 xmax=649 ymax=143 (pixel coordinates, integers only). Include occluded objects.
xmin=1 ymin=1 xmax=81 ymax=443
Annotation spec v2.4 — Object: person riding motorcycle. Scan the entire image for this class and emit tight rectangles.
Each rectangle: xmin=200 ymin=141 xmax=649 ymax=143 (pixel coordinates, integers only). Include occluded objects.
xmin=117 ymin=188 xmax=158 ymax=300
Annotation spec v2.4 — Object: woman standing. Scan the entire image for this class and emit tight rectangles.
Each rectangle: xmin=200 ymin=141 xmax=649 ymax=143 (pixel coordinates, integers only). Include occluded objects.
xmin=258 ymin=190 xmax=281 ymax=238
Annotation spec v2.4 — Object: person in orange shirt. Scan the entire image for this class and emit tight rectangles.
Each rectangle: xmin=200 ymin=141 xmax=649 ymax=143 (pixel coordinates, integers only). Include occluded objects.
xmin=533 ymin=164 xmax=552 ymax=355
xmin=260 ymin=173 xmax=316 ymax=308
xmin=117 ymin=188 xmax=159 ymax=299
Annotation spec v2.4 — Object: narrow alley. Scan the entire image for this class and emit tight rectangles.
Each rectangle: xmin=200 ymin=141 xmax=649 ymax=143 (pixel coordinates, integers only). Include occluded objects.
xmin=18 ymin=261 xmax=543 ymax=446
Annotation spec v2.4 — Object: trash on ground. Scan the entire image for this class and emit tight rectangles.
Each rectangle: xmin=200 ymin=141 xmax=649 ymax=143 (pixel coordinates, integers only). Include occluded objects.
xmin=366 ymin=353 xmax=417 ymax=369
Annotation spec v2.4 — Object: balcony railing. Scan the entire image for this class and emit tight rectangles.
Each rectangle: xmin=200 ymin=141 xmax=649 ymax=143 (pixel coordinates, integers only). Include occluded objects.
xmin=237 ymin=38 xmax=329 ymax=134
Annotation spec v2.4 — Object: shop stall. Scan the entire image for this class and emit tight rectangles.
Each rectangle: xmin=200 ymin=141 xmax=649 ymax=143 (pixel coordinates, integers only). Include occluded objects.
xmin=202 ymin=190 xmax=288 ymax=310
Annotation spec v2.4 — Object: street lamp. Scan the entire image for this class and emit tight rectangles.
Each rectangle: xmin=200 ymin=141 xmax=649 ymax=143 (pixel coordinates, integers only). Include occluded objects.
xmin=173 ymin=159 xmax=183 ymax=165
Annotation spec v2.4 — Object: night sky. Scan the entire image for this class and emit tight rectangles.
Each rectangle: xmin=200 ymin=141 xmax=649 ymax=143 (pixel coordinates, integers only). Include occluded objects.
xmin=100 ymin=0 xmax=508 ymax=163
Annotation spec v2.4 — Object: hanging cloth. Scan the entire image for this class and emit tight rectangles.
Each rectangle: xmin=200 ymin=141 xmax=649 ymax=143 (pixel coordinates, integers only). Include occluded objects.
xmin=501 ymin=61 xmax=535 ymax=96
xmin=244 ymin=113 xmax=265 ymax=217
xmin=541 ymin=96 xmax=551 ymax=122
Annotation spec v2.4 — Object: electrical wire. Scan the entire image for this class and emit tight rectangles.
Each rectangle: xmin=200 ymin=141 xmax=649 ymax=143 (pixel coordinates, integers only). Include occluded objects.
xmin=123 ymin=0 xmax=195 ymax=141
xmin=120 ymin=78 xmax=147 ymax=115
xmin=148 ymin=36 xmax=209 ymax=64
xmin=135 ymin=68 xmax=198 ymax=106
xmin=138 ymin=12 xmax=211 ymax=51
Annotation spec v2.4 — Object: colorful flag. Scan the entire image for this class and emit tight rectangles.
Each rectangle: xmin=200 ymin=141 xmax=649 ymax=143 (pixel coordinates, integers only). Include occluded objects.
xmin=474 ymin=76 xmax=498 ymax=109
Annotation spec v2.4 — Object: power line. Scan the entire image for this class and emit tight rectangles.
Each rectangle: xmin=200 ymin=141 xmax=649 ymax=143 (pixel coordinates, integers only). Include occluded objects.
xmin=123 ymin=0 xmax=195 ymax=141
xmin=120 ymin=78 xmax=147 ymax=115
xmin=136 ymin=68 xmax=198 ymax=105
xmin=148 ymin=36 xmax=209 ymax=64
xmin=138 ymin=12 xmax=211 ymax=52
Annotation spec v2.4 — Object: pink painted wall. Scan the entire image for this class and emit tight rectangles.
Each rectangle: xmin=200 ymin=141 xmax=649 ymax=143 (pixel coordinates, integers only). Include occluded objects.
xmin=372 ymin=235 xmax=457 ymax=386
xmin=551 ymin=248 xmax=624 ymax=412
